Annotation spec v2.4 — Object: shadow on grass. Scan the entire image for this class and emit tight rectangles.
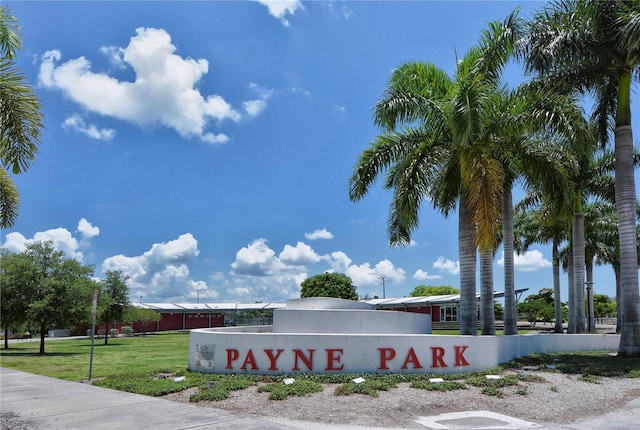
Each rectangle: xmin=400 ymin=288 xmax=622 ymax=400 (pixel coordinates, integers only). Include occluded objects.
xmin=505 ymin=351 xmax=640 ymax=377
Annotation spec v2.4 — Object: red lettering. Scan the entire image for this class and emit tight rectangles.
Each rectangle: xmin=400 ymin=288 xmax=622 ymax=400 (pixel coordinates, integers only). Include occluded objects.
xmin=431 ymin=347 xmax=447 ymax=368
xmin=264 ymin=349 xmax=284 ymax=371
xmin=401 ymin=347 xmax=423 ymax=370
xmin=240 ymin=349 xmax=258 ymax=370
xmin=225 ymin=349 xmax=239 ymax=369
xmin=454 ymin=345 xmax=470 ymax=367
xmin=378 ymin=348 xmax=396 ymax=370
xmin=325 ymin=348 xmax=344 ymax=371
xmin=293 ymin=349 xmax=315 ymax=371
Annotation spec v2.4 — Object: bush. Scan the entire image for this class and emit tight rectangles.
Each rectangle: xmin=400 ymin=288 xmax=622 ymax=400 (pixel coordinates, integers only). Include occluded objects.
xmin=257 ymin=379 xmax=323 ymax=400
xmin=122 ymin=326 xmax=134 ymax=337
xmin=109 ymin=328 xmax=119 ymax=338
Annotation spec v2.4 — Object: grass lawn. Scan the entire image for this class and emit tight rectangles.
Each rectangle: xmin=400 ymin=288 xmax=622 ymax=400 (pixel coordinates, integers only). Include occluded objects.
xmin=0 ymin=332 xmax=189 ymax=381
xmin=1 ymin=331 xmax=638 ymax=401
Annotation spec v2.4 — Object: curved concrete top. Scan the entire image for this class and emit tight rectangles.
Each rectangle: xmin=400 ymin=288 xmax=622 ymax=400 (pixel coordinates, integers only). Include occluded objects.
xmin=285 ymin=297 xmax=375 ymax=310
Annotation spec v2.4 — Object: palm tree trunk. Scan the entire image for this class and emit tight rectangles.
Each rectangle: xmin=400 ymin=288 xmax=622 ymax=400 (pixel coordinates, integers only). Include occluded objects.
xmin=480 ymin=248 xmax=495 ymax=335
xmin=502 ymin=187 xmax=517 ymax=335
xmin=615 ymin=263 xmax=621 ymax=334
xmin=615 ymin=123 xmax=640 ymax=355
xmin=573 ymin=211 xmax=586 ymax=333
xmin=552 ymin=242 xmax=563 ymax=333
xmin=459 ymin=199 xmax=477 ymax=335
xmin=567 ymin=250 xmax=576 ymax=334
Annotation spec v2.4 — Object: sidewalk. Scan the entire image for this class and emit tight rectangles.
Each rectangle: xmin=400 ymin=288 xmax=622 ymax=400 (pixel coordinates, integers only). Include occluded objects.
xmin=1 ymin=367 xmax=639 ymax=429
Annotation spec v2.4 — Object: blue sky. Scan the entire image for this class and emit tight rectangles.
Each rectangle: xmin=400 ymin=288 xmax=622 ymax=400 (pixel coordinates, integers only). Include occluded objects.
xmin=3 ymin=1 xmax=637 ymax=304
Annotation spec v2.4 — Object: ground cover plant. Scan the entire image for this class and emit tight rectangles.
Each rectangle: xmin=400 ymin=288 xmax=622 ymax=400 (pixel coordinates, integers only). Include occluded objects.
xmin=1 ymin=334 xmax=638 ymax=401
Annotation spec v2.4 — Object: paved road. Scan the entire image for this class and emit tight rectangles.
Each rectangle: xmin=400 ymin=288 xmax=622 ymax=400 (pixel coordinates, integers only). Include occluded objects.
xmin=2 ymin=367 xmax=639 ymax=429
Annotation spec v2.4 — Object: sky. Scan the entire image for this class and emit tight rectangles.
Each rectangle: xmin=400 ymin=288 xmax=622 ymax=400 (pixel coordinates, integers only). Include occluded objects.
xmin=3 ymin=0 xmax=638 ymax=304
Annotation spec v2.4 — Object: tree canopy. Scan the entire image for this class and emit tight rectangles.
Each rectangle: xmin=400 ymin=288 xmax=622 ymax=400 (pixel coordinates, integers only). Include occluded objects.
xmin=409 ymin=285 xmax=460 ymax=297
xmin=300 ymin=273 xmax=358 ymax=301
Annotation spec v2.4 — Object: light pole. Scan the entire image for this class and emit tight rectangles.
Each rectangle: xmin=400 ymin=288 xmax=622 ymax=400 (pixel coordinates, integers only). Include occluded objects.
xmin=378 ymin=276 xmax=386 ymax=299
xmin=585 ymin=281 xmax=595 ymax=332
xmin=196 ymin=289 xmax=202 ymax=304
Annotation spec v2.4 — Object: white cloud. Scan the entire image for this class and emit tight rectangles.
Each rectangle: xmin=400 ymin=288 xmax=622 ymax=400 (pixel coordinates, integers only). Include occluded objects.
xmin=102 ymin=233 xmax=211 ymax=301
xmin=99 ymin=45 xmax=126 ymax=69
xmin=304 ymin=228 xmax=334 ymax=240
xmin=433 ymin=256 xmax=460 ymax=275
xmin=256 ymin=0 xmax=304 ymax=26
xmin=279 ymin=241 xmax=322 ymax=266
xmin=497 ymin=250 xmax=552 ymax=272
xmin=1 ymin=219 xmax=99 ymax=261
xmin=326 ymin=1 xmax=353 ymax=20
xmin=413 ymin=269 xmax=442 ymax=281
xmin=39 ymin=28 xmax=270 ymax=144
xmin=77 ymin=218 xmax=100 ymax=239
xmin=231 ymin=238 xmax=277 ymax=276
xmin=63 ymin=114 xmax=116 ymax=141
xmin=330 ymin=255 xmax=406 ymax=287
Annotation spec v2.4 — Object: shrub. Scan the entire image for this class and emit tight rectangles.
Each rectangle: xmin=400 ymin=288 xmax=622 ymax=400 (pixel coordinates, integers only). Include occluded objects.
xmin=410 ymin=380 xmax=467 ymax=391
xmin=109 ymin=328 xmax=119 ymax=338
xmin=122 ymin=326 xmax=134 ymax=337
xmin=257 ymin=379 xmax=323 ymax=400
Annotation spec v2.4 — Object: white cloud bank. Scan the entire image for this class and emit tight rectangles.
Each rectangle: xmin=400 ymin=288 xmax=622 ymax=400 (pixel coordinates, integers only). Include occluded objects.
xmin=304 ymin=228 xmax=334 ymax=240
xmin=497 ymin=250 xmax=552 ymax=272
xmin=432 ymin=256 xmax=460 ymax=275
xmin=39 ymin=28 xmax=271 ymax=144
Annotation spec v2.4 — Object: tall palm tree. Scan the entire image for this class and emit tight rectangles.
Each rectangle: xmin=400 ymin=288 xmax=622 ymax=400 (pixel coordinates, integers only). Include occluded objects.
xmin=523 ymin=0 xmax=640 ymax=355
xmin=0 ymin=6 xmax=43 ymax=228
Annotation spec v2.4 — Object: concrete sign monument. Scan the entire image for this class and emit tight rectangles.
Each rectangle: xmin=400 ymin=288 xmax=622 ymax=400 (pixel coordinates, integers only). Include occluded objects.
xmin=189 ymin=297 xmax=619 ymax=375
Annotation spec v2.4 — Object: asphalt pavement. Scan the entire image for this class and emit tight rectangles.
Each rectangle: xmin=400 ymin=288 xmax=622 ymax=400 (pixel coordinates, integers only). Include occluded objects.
xmin=2 ymin=367 xmax=639 ymax=429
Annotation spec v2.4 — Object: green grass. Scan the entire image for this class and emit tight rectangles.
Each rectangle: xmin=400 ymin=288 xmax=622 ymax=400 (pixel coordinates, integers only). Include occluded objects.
xmin=0 ymin=332 xmax=190 ymax=380
xmin=1 ymin=334 xmax=638 ymax=401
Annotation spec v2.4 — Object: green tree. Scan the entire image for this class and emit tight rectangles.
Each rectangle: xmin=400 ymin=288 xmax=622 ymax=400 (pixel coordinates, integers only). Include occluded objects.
xmin=0 ymin=249 xmax=30 ymax=348
xmin=409 ymin=285 xmax=459 ymax=297
xmin=123 ymin=306 xmax=161 ymax=336
xmin=300 ymin=273 xmax=358 ymax=300
xmin=98 ymin=270 xmax=130 ymax=345
xmin=0 ymin=6 xmax=44 ymax=228
xmin=12 ymin=241 xmax=96 ymax=353
xmin=523 ymin=0 xmax=640 ymax=355
xmin=517 ymin=289 xmax=556 ymax=326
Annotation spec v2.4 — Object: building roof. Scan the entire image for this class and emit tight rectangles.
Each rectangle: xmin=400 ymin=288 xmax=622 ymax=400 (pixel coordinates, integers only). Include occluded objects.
xmin=134 ymin=289 xmax=528 ymax=312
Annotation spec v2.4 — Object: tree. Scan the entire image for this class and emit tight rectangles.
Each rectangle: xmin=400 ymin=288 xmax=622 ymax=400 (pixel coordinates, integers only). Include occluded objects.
xmin=517 ymin=289 xmax=557 ymax=326
xmin=409 ymin=285 xmax=459 ymax=297
xmin=123 ymin=306 xmax=161 ymax=336
xmin=300 ymin=273 xmax=358 ymax=300
xmin=0 ymin=249 xmax=30 ymax=348
xmin=97 ymin=270 xmax=130 ymax=345
xmin=350 ymin=10 xmax=582 ymax=336
xmin=9 ymin=241 xmax=95 ymax=353
xmin=523 ymin=0 xmax=640 ymax=355
xmin=0 ymin=6 xmax=44 ymax=228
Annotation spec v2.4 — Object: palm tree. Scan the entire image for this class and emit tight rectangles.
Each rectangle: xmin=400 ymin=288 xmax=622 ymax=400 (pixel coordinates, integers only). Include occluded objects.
xmin=523 ymin=0 xmax=640 ymax=355
xmin=0 ymin=6 xmax=43 ymax=228
xmin=514 ymin=204 xmax=571 ymax=333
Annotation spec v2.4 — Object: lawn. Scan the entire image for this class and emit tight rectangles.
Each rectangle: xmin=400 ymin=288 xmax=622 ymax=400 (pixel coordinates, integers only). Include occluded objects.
xmin=1 ymin=331 xmax=638 ymax=402
xmin=0 ymin=332 xmax=190 ymax=381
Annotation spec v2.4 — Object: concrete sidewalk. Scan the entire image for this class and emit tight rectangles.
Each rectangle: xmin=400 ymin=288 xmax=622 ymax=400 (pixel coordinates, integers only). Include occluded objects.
xmin=1 ymin=367 xmax=638 ymax=429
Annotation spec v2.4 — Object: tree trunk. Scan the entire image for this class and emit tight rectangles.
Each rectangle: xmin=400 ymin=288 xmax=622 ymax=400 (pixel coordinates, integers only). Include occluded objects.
xmin=480 ymin=248 xmax=495 ymax=335
xmin=104 ymin=320 xmax=109 ymax=345
xmin=567 ymin=250 xmax=576 ymax=334
xmin=459 ymin=199 xmax=477 ymax=335
xmin=552 ymin=242 xmax=563 ymax=333
xmin=572 ymin=211 xmax=586 ymax=333
xmin=4 ymin=327 xmax=8 ymax=349
xmin=615 ymin=263 xmax=621 ymax=334
xmin=615 ymin=124 xmax=640 ymax=355
xmin=502 ymin=187 xmax=517 ymax=335
xmin=39 ymin=325 xmax=46 ymax=354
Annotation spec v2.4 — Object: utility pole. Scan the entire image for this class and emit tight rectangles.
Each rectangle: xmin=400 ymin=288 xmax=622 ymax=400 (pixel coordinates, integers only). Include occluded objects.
xmin=378 ymin=276 xmax=386 ymax=298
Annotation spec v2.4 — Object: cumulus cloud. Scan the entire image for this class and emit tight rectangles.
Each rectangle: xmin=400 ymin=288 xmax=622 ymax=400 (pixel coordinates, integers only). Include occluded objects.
xmin=102 ymin=233 xmax=214 ymax=301
xmin=330 ymin=255 xmax=406 ymax=287
xmin=279 ymin=242 xmax=322 ymax=266
xmin=231 ymin=238 xmax=277 ymax=276
xmin=433 ymin=256 xmax=460 ymax=275
xmin=497 ymin=250 xmax=552 ymax=272
xmin=39 ymin=28 xmax=271 ymax=144
xmin=413 ymin=269 xmax=442 ymax=281
xmin=63 ymin=114 xmax=115 ymax=141
xmin=256 ymin=0 xmax=304 ymax=26
xmin=304 ymin=228 xmax=334 ymax=240
xmin=1 ymin=219 xmax=99 ymax=261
